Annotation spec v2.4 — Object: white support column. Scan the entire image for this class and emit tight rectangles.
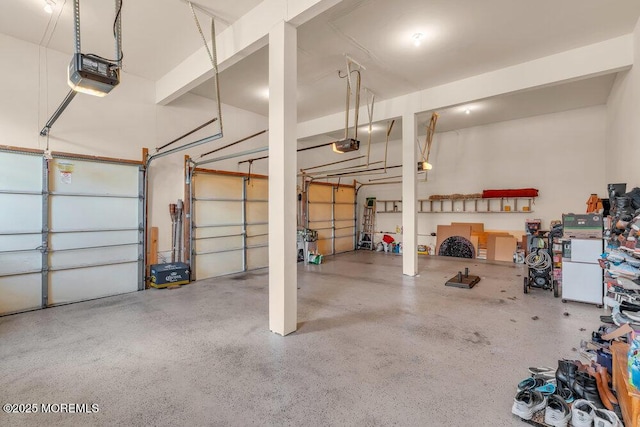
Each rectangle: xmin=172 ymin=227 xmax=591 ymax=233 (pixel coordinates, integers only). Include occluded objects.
xmin=268 ymin=21 xmax=297 ymax=336
xmin=402 ymin=112 xmax=418 ymax=276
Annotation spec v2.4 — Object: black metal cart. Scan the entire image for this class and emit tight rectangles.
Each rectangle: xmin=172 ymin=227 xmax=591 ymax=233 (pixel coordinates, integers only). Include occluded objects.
xmin=523 ymin=230 xmax=559 ymax=297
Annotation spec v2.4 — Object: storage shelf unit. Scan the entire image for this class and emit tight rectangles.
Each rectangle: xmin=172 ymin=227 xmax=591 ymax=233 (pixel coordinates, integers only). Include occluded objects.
xmin=376 ymin=200 xmax=402 ymax=213
xmin=375 ymin=197 xmax=535 ymax=214
xmin=418 ymin=197 xmax=534 ymax=213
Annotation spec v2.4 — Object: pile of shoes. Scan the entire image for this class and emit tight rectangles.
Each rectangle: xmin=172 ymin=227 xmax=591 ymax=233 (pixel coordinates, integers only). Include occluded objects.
xmin=605 ymin=187 xmax=640 ymax=250
xmin=512 ymin=343 xmax=626 ymax=426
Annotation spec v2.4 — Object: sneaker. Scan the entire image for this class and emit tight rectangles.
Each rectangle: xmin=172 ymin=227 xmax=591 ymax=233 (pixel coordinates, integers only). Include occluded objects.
xmin=594 ymin=409 xmax=623 ymax=427
xmin=572 ymin=399 xmax=596 ymax=427
xmin=512 ymin=389 xmax=547 ymax=420
xmin=544 ymin=394 xmax=571 ymax=427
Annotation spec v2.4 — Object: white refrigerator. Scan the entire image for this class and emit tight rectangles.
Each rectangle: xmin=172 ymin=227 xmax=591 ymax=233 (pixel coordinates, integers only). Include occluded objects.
xmin=562 ymin=238 xmax=603 ymax=306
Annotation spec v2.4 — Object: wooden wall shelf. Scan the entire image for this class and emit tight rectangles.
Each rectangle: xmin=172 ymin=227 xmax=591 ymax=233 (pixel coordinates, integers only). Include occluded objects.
xmin=375 ymin=197 xmax=535 ymax=214
xmin=419 ymin=197 xmax=535 ymax=214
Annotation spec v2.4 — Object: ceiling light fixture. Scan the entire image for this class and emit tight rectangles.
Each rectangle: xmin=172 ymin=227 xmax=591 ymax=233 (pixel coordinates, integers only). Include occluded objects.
xmin=44 ymin=0 xmax=55 ymax=13
xmin=465 ymin=109 xmax=471 ymax=115
xmin=412 ymin=33 xmax=424 ymax=47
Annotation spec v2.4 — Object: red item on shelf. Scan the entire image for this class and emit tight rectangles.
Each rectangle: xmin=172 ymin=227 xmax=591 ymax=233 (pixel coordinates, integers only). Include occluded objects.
xmin=482 ymin=188 xmax=539 ymax=198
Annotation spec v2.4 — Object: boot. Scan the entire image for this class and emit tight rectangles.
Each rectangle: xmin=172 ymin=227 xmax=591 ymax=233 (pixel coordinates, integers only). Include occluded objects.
xmin=573 ymin=371 xmax=605 ymax=409
xmin=588 ymin=366 xmax=614 ymax=411
xmin=595 ymin=364 xmax=618 ymax=405
xmin=556 ymin=359 xmax=578 ymax=391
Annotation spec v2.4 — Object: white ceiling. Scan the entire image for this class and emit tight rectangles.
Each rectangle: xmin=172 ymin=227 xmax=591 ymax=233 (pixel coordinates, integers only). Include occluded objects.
xmin=0 ymin=0 xmax=262 ymax=80
xmin=194 ymin=0 xmax=640 ymax=125
xmin=1 ymin=0 xmax=639 ymax=133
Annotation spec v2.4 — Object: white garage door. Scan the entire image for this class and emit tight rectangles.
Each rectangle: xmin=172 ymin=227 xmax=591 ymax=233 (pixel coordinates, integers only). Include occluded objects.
xmin=0 ymin=150 xmax=45 ymax=315
xmin=191 ymin=171 xmax=269 ymax=280
xmin=307 ymin=183 xmax=356 ymax=255
xmin=48 ymin=156 xmax=143 ymax=305
xmin=0 ymin=149 xmax=144 ymax=316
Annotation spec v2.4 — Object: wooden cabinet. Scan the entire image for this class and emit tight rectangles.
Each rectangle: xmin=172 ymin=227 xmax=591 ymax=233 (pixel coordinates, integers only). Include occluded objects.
xmin=612 ymin=341 xmax=640 ymax=427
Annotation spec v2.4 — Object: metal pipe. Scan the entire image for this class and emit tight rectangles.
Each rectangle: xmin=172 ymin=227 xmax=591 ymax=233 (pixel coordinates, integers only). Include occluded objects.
xmin=148 ymin=132 xmax=223 ymax=164
xmin=156 ymin=118 xmax=217 ymax=152
xmin=368 ymin=175 xmax=402 ymax=182
xmin=194 ymin=146 xmax=268 ymax=167
xmin=356 ymin=181 xmax=402 ymax=187
xmin=237 ymin=141 xmax=335 ymax=165
xmin=300 ymin=155 xmax=365 ymax=172
xmin=319 ymin=164 xmax=402 ymax=179
xmin=40 ymin=90 xmax=78 ymax=136
xmin=200 ymin=129 xmax=267 ymax=158
xmin=303 ymin=161 xmax=384 ymax=177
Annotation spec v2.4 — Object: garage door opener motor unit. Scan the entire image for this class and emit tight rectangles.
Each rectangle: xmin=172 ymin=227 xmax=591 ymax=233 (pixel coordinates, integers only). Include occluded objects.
xmin=68 ymin=53 xmax=119 ymax=97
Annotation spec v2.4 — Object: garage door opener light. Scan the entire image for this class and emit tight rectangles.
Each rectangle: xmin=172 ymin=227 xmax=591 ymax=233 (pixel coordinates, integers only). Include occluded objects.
xmin=67 ymin=0 xmax=123 ymax=97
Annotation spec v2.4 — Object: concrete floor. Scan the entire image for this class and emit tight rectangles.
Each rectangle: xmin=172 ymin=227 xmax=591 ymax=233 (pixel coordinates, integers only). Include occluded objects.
xmin=1 ymin=252 xmax=603 ymax=426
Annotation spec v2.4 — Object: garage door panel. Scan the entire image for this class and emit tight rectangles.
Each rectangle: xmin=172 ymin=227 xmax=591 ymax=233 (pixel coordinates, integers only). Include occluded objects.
xmin=247 ymin=247 xmax=268 ymax=270
xmin=50 ymin=159 xmax=138 ymax=195
xmin=195 ymin=225 xmax=243 ymax=239
xmin=0 ymin=274 xmax=41 ymax=314
xmin=196 ymin=252 xmax=243 ymax=279
xmin=195 ymin=235 xmax=243 ymax=253
xmin=309 ymin=203 xmax=331 ymax=220
xmin=247 ymin=224 xmax=267 ymax=238
xmin=246 ymin=201 xmax=267 ymax=224
xmin=247 ymin=234 xmax=268 ymax=246
xmin=0 ymin=194 xmax=42 ymax=231
xmin=335 ymin=188 xmax=354 ymax=203
xmin=0 ymin=234 xmax=42 ymax=252
xmin=0 ymin=252 xmax=41 ymax=275
xmin=48 ymin=263 xmax=138 ymax=305
xmin=335 ymin=227 xmax=355 ymax=239
xmin=335 ymin=205 xmax=354 ymax=220
xmin=308 ymin=185 xmax=332 ymax=202
xmin=335 ymin=219 xmax=354 ymax=228
xmin=0 ymin=152 xmax=42 ymax=191
xmin=195 ymin=201 xmax=242 ymax=225
xmin=50 ymin=245 xmax=138 ymax=270
xmin=335 ymin=236 xmax=354 ymax=253
xmin=50 ymin=196 xmax=138 ymax=231
xmin=246 ymin=179 xmax=268 ymax=199
xmin=50 ymin=230 xmax=138 ymax=250
xmin=316 ymin=239 xmax=332 ymax=255
xmin=194 ymin=174 xmax=243 ymax=199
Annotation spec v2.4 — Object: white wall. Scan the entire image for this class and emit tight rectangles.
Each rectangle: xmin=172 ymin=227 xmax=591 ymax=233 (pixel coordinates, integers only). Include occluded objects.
xmin=357 ymin=106 xmax=608 ymax=247
xmin=0 ymin=33 xmax=268 ymax=258
xmin=606 ymin=18 xmax=640 ymax=185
